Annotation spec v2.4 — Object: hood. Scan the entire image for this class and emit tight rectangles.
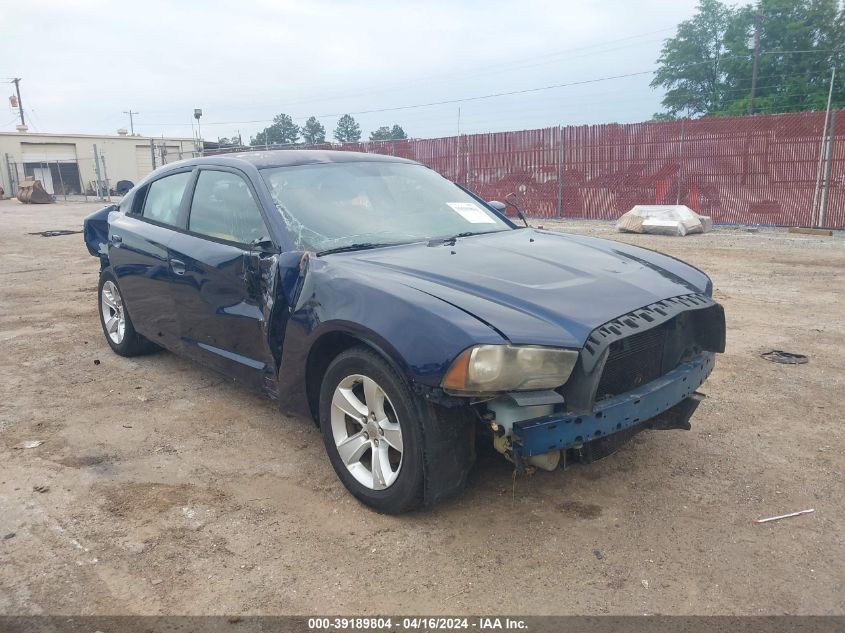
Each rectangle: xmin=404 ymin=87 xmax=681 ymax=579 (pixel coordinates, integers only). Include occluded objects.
xmin=336 ymin=229 xmax=712 ymax=348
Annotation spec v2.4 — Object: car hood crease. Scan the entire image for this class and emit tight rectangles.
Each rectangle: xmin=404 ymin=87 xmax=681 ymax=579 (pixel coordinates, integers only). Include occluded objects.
xmin=337 ymin=229 xmax=710 ymax=348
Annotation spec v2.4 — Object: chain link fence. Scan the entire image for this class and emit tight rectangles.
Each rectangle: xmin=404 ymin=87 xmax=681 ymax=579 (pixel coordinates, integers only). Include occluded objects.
xmin=2 ymin=138 xmax=196 ymax=203
xmin=3 ymin=154 xmax=92 ymax=202
xmin=212 ymin=110 xmax=844 ymax=228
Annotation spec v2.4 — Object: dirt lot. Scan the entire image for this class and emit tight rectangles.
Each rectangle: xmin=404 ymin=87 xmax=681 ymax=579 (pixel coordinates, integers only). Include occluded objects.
xmin=0 ymin=199 xmax=843 ymax=616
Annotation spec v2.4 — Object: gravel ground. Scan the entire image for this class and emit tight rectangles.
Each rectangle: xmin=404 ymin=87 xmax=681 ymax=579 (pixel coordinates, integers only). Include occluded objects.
xmin=0 ymin=199 xmax=843 ymax=616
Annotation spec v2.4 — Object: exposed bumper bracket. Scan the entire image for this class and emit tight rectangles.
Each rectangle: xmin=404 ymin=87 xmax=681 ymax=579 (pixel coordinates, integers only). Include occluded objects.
xmin=505 ymin=389 xmax=565 ymax=407
xmin=511 ymin=352 xmax=715 ymax=458
xmin=649 ymin=391 xmax=704 ymax=430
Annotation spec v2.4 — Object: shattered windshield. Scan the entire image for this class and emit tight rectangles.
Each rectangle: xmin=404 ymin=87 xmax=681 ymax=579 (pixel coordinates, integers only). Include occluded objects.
xmin=259 ymin=162 xmax=511 ymax=252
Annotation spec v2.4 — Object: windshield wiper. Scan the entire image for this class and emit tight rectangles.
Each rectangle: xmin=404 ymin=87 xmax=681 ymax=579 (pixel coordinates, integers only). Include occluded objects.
xmin=316 ymin=242 xmax=387 ymax=256
xmin=428 ymin=230 xmax=502 ymax=246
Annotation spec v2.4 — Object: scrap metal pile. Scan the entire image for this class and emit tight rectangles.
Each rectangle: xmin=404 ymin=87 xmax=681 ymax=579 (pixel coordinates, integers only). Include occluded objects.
xmin=16 ymin=180 xmax=54 ymax=204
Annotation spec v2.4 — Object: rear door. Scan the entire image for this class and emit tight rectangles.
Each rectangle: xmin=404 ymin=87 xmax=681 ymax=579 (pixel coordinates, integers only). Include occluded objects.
xmin=167 ymin=167 xmax=276 ymax=391
xmin=108 ymin=169 xmax=193 ymax=350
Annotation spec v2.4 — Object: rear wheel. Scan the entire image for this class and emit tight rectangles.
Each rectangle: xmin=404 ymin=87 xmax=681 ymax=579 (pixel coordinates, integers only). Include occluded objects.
xmin=98 ymin=271 xmax=153 ymax=357
xmin=319 ymin=346 xmax=426 ymax=513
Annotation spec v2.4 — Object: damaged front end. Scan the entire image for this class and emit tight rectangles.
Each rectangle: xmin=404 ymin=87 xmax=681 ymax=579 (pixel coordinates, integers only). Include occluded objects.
xmin=473 ymin=294 xmax=725 ymax=471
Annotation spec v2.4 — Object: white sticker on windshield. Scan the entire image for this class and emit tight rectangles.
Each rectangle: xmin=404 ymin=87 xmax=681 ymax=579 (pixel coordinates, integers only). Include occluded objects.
xmin=447 ymin=202 xmax=497 ymax=224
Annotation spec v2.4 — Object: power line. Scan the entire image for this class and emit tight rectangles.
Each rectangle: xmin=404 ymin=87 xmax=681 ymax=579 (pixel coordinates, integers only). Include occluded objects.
xmin=314 ymin=69 xmax=659 ymax=118
xmin=251 ymin=28 xmax=677 ymax=111
xmin=187 ymin=26 xmax=677 ymax=116
xmin=141 ymin=47 xmax=841 ymax=131
xmin=146 ymin=69 xmax=657 ymax=128
xmin=23 ymin=109 xmax=40 ymax=132
xmin=136 ymin=28 xmax=683 ymax=125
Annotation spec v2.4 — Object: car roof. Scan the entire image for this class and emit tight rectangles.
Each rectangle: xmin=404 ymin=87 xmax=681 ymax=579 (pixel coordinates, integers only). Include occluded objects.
xmin=186 ymin=149 xmax=419 ymax=169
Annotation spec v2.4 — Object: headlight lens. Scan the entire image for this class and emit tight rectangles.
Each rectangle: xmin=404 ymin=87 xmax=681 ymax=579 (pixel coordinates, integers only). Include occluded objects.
xmin=442 ymin=345 xmax=579 ymax=394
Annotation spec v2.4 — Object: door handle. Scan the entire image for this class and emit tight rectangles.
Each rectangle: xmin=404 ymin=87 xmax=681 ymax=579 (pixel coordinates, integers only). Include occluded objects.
xmin=111 ymin=234 xmax=122 ymax=243
xmin=170 ymin=259 xmax=186 ymax=275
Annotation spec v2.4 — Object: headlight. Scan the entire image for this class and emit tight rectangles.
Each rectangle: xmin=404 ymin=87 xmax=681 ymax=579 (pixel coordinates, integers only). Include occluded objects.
xmin=442 ymin=344 xmax=579 ymax=395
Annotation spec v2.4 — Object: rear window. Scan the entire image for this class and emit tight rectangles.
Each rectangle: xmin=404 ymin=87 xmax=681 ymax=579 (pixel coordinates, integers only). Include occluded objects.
xmin=142 ymin=171 xmax=192 ymax=226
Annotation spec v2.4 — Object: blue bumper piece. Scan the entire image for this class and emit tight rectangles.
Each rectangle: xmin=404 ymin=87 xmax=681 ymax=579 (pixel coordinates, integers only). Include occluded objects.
xmin=512 ymin=352 xmax=716 ymax=457
xmin=83 ymin=204 xmax=116 ymax=257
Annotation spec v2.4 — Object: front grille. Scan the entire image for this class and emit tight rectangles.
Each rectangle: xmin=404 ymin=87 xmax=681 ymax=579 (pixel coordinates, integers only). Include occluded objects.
xmin=596 ymin=325 xmax=667 ymax=399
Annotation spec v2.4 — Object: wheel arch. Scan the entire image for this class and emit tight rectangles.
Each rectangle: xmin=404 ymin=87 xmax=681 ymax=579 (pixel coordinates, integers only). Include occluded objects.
xmin=304 ymin=327 xmax=409 ymax=423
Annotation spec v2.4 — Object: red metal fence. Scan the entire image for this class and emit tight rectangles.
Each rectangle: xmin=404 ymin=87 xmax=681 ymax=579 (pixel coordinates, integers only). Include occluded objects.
xmin=220 ymin=110 xmax=845 ymax=228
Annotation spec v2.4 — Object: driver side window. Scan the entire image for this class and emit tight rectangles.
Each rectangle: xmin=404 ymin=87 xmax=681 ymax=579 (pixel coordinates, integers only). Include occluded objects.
xmin=188 ymin=170 xmax=267 ymax=245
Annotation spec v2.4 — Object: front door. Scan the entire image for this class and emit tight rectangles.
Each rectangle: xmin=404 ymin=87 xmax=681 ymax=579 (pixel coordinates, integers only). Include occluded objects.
xmin=168 ymin=167 xmax=275 ymax=391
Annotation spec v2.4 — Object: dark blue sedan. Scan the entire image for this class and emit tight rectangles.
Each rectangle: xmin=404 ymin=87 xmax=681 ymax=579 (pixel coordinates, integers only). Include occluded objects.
xmin=84 ymin=150 xmax=725 ymax=513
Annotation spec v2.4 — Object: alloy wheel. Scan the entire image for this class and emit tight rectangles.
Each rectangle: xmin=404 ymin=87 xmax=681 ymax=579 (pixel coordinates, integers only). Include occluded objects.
xmin=100 ymin=280 xmax=126 ymax=345
xmin=330 ymin=374 xmax=404 ymax=490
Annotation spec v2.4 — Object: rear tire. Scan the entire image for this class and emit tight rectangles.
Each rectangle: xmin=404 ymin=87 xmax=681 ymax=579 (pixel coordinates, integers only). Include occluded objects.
xmin=98 ymin=271 xmax=153 ymax=357
xmin=319 ymin=346 xmax=427 ymax=514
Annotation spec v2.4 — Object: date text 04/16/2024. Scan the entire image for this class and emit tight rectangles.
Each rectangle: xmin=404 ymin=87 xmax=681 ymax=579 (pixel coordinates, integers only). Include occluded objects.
xmin=306 ymin=617 xmax=528 ymax=630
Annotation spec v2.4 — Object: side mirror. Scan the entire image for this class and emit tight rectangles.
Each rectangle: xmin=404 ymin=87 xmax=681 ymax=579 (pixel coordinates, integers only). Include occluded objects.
xmin=487 ymin=200 xmax=507 ymax=213
xmin=249 ymin=236 xmax=279 ymax=254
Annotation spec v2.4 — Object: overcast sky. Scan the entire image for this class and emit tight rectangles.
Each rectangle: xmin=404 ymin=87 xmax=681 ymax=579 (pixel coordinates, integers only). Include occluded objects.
xmin=1 ymin=0 xmax=704 ymax=142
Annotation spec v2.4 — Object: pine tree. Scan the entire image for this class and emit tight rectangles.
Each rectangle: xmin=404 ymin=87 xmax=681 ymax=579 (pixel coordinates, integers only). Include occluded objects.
xmin=333 ymin=114 xmax=362 ymax=143
xmin=302 ymin=116 xmax=326 ymax=145
xmin=369 ymin=124 xmax=408 ymax=141
xmin=369 ymin=126 xmax=393 ymax=141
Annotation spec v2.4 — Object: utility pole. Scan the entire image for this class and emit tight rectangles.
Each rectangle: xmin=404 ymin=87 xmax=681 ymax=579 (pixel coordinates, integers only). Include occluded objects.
xmin=99 ymin=148 xmax=111 ymax=201
xmin=818 ymin=110 xmax=836 ymax=228
xmin=123 ymin=110 xmax=138 ymax=135
xmin=92 ymin=144 xmax=104 ymax=200
xmin=11 ymin=78 xmax=25 ymax=126
xmin=812 ymin=67 xmax=836 ymax=226
xmin=748 ymin=5 xmax=762 ymax=115
xmin=675 ymin=117 xmax=687 ymax=205
xmin=194 ymin=108 xmax=203 ymax=155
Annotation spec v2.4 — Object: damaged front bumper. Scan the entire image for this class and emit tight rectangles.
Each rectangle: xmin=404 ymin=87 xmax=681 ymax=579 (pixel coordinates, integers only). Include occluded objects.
xmin=510 ymin=351 xmax=715 ymax=459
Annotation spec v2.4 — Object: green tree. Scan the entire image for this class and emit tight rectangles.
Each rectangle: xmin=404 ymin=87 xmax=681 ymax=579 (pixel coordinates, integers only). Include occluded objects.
xmin=651 ymin=0 xmax=735 ymax=117
xmin=333 ymin=114 xmax=361 ymax=143
xmin=217 ymin=134 xmax=242 ymax=147
xmin=250 ymin=113 xmax=300 ymax=146
xmin=369 ymin=126 xmax=393 ymax=140
xmin=650 ymin=112 xmax=678 ymax=121
xmin=718 ymin=0 xmax=844 ymax=115
xmin=301 ymin=116 xmax=326 ymax=144
xmin=369 ymin=124 xmax=408 ymax=141
xmin=653 ymin=0 xmax=845 ymax=117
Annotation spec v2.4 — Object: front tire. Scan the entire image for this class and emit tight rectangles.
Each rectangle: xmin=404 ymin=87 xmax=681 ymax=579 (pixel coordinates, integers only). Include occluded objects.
xmin=319 ymin=346 xmax=426 ymax=514
xmin=98 ymin=271 xmax=153 ymax=357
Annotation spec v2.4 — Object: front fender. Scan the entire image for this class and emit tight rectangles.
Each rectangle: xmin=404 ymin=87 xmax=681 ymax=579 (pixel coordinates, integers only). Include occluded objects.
xmin=275 ymin=260 xmax=504 ymax=416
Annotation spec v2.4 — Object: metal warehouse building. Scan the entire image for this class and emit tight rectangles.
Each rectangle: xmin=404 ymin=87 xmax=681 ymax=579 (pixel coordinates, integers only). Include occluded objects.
xmin=0 ymin=130 xmax=196 ymax=198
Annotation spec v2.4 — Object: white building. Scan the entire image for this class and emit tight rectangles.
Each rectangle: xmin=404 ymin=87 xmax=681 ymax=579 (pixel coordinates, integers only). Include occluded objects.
xmin=0 ymin=130 xmax=196 ymax=197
